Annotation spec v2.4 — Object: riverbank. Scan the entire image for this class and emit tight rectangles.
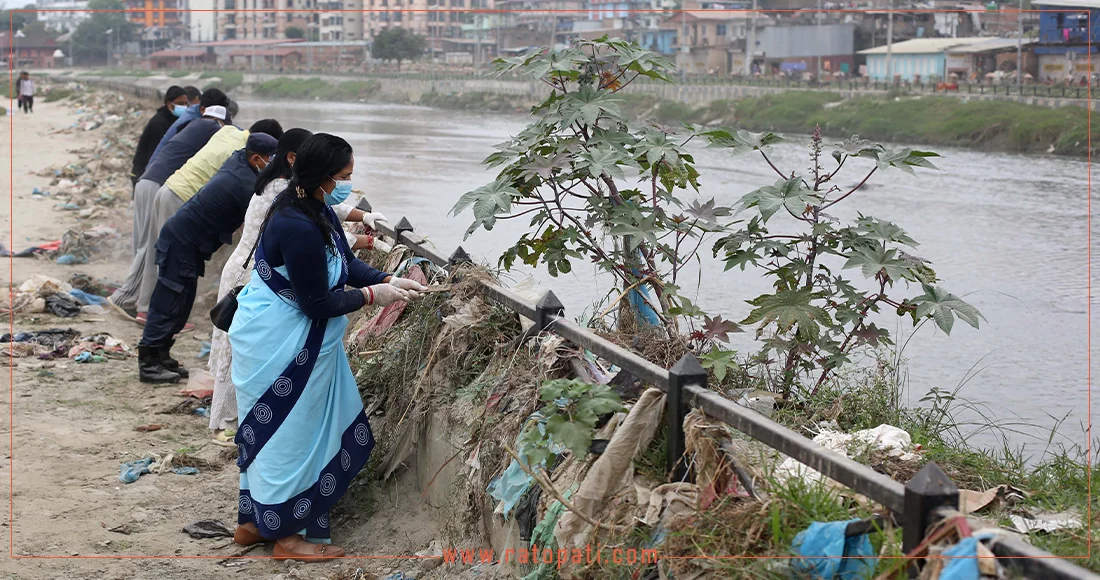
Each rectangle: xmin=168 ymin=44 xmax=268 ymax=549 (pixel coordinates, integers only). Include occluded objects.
xmin=420 ymin=89 xmax=1097 ymax=157
xmin=55 ymin=70 xmax=1097 ymax=157
xmin=0 ymin=85 xmax=469 ymax=579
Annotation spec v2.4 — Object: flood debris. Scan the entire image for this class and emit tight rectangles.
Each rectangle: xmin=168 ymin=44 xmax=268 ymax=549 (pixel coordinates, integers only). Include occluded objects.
xmin=183 ymin=520 xmax=233 ymax=540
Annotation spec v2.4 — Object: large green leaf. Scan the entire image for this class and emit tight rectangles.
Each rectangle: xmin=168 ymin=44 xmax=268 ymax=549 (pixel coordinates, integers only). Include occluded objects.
xmin=702 ymin=127 xmax=784 ymax=153
xmin=843 ymin=246 xmax=910 ymax=283
xmin=559 ymin=87 xmax=624 ymax=129
xmin=908 ymin=284 xmax=985 ymax=334
xmin=740 ymin=177 xmax=818 ymax=222
xmin=576 ymin=144 xmax=632 ymax=181
xmin=741 ymin=287 xmax=829 ymax=340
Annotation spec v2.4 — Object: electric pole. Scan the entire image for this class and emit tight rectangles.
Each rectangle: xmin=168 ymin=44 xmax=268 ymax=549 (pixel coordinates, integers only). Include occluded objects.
xmin=745 ymin=0 xmax=756 ymax=75
xmin=885 ymin=0 xmax=893 ymax=83
xmin=1016 ymin=0 xmax=1023 ymax=89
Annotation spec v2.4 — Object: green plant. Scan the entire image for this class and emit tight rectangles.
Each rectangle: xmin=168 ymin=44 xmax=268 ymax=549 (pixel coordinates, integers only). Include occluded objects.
xmin=518 ymin=379 xmax=624 ymax=466
xmin=372 ymin=27 xmax=427 ymax=70
xmin=702 ymin=127 xmax=983 ymax=396
xmin=453 ymin=37 xmax=733 ymax=334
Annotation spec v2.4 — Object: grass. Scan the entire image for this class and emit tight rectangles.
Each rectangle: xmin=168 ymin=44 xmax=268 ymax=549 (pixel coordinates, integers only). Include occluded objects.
xmin=168 ymin=70 xmax=190 ymax=78
xmin=44 ymin=88 xmax=73 ymax=102
xmin=617 ymin=91 xmax=1096 ymax=157
xmin=199 ymin=71 xmax=244 ymax=92
xmin=253 ymin=77 xmax=383 ymax=101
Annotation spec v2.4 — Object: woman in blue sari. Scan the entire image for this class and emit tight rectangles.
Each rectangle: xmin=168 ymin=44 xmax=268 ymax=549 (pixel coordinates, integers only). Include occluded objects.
xmin=227 ymin=133 xmax=427 ymax=561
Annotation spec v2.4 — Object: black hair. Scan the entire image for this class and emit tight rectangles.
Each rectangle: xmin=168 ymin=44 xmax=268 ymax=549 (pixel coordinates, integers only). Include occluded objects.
xmin=248 ymin=118 xmax=282 ymax=140
xmin=255 ymin=128 xmax=312 ymax=196
xmin=227 ymin=99 xmax=239 ymax=120
xmin=266 ymin=133 xmax=353 ymax=251
xmin=183 ymin=86 xmax=201 ymax=101
xmin=164 ymin=86 xmax=186 ymax=105
xmin=199 ymin=87 xmax=229 ymax=109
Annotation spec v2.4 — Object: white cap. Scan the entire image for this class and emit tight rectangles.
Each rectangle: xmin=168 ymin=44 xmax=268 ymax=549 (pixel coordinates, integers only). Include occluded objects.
xmin=203 ymin=105 xmax=227 ymax=121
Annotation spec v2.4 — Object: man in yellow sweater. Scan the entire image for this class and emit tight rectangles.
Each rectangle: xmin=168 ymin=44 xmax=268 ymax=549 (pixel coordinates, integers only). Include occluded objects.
xmin=132 ymin=119 xmax=284 ymax=326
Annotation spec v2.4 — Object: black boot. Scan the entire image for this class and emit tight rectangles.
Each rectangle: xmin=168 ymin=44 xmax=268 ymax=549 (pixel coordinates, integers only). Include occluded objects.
xmin=160 ymin=339 xmax=189 ymax=379
xmin=139 ymin=345 xmax=181 ymax=384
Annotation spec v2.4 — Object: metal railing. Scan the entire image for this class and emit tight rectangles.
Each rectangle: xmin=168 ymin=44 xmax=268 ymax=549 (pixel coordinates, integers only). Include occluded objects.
xmin=369 ymin=213 xmax=1098 ymax=580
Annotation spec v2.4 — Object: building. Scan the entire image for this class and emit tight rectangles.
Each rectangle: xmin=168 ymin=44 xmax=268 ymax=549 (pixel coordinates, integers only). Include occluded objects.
xmin=0 ymin=30 xmax=63 ymax=67
xmin=146 ymin=46 xmax=212 ymax=68
xmin=858 ymin=37 xmax=998 ymax=81
xmin=1031 ymin=0 xmax=1100 ymax=81
xmin=943 ymin=37 xmax=1037 ymax=81
xmin=125 ymin=0 xmax=183 ymax=36
xmin=495 ymin=0 xmax=582 ymax=51
xmin=661 ymin=10 xmax=743 ymax=74
xmin=217 ymin=0 xmax=315 ymax=41
xmin=34 ymin=0 xmax=90 ymax=33
xmin=752 ymin=22 xmax=856 ymax=76
xmin=187 ymin=0 xmax=218 ymax=42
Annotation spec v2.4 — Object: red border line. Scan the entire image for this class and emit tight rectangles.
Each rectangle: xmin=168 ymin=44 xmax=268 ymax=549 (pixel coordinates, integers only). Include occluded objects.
xmin=5 ymin=7 xmax=1094 ymax=564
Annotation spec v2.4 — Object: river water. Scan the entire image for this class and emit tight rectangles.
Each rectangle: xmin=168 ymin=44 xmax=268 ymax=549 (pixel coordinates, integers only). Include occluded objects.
xmin=241 ymin=99 xmax=1095 ymax=455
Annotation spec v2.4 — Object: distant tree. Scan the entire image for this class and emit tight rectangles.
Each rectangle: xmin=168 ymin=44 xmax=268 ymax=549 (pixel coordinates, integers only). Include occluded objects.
xmin=71 ymin=0 xmax=134 ymax=65
xmin=285 ymin=26 xmax=305 ymax=39
xmin=371 ymin=27 xmax=426 ymax=71
xmin=1 ymin=4 xmax=37 ymax=32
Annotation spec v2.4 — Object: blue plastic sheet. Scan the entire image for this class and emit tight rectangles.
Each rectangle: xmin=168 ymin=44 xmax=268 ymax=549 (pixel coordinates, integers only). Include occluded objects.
xmin=486 ymin=412 xmax=565 ymax=520
xmin=939 ymin=532 xmax=999 ymax=580
xmin=68 ymin=289 xmax=107 ymax=306
xmin=119 ymin=457 xmax=154 ymax=484
xmin=790 ymin=519 xmax=876 ymax=580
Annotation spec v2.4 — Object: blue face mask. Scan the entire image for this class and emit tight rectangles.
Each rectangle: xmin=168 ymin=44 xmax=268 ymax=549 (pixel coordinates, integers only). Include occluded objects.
xmin=171 ymin=104 xmax=187 ymax=117
xmin=323 ymin=179 xmax=353 ymax=206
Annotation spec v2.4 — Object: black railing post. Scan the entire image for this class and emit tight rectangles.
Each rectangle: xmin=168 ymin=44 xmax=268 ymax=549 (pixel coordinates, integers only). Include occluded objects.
xmin=534 ymin=290 xmax=564 ymax=331
xmin=667 ymin=353 xmax=707 ymax=480
xmin=392 ymin=216 xmax=414 ymax=243
xmin=903 ymin=462 xmax=959 ymax=577
xmin=448 ymin=246 xmax=471 ymax=267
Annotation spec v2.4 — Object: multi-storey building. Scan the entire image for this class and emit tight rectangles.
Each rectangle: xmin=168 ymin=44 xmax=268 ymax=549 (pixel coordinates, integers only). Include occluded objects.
xmin=34 ymin=0 xmax=90 ymax=33
xmin=125 ymin=0 xmax=183 ymax=35
xmin=216 ymin=0 xmax=318 ymax=40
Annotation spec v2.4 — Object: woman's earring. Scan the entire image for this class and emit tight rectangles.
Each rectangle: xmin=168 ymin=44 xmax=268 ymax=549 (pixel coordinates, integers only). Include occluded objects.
xmin=296 ymin=186 xmax=306 ymax=199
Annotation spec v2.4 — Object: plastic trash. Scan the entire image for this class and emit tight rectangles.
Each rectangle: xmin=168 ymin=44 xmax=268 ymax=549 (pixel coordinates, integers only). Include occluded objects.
xmin=56 ymin=254 xmax=87 ymax=265
xmin=80 ymin=305 xmax=106 ymax=315
xmin=68 ymin=289 xmax=107 ymax=306
xmin=194 ymin=407 xmax=209 ymax=418
xmin=197 ymin=341 xmax=211 ymax=359
xmin=32 ymin=187 xmax=48 ymax=196
xmin=173 ymin=467 xmax=199 ymax=476
xmin=119 ymin=457 xmax=154 ymax=484
xmin=183 ymin=520 xmax=231 ymax=539
xmin=790 ymin=519 xmax=875 ymax=580
xmin=939 ymin=532 xmax=1000 ymax=580
xmin=44 ymin=293 xmax=82 ymax=317
xmin=55 ymin=203 xmax=81 ymax=211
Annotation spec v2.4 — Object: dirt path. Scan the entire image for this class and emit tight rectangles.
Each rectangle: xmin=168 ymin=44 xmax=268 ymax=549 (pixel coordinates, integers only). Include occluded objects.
xmin=0 ymin=96 xmax=451 ymax=580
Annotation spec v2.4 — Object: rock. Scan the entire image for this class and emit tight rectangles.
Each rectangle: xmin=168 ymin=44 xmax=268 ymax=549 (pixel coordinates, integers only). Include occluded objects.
xmin=415 ymin=540 xmax=444 ymax=572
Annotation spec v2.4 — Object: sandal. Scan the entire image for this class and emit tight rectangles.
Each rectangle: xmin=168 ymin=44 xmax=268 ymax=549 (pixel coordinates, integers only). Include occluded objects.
xmin=233 ymin=524 xmax=269 ymax=547
xmin=272 ymin=542 xmax=346 ymax=562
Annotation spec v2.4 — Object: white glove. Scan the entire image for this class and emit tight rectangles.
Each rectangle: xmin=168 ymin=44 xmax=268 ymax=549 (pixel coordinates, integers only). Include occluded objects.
xmin=372 ymin=237 xmax=393 ymax=254
xmin=362 ymin=211 xmax=388 ymax=230
xmin=390 ymin=277 xmax=428 ymax=300
xmin=363 ymin=283 xmax=408 ymax=307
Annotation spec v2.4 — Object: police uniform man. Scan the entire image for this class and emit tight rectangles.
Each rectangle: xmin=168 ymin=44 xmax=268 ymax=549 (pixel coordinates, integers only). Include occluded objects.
xmin=138 ymin=132 xmax=281 ymax=384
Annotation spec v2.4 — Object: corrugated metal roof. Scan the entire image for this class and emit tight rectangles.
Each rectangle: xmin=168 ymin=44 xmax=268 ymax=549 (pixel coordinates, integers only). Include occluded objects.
xmin=858 ymin=37 xmax=989 ymax=55
xmin=947 ymin=38 xmax=1037 ymax=53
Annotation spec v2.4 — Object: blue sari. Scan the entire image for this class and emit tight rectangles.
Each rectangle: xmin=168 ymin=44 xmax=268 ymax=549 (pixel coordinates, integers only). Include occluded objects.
xmin=228 ymin=217 xmax=374 ymax=541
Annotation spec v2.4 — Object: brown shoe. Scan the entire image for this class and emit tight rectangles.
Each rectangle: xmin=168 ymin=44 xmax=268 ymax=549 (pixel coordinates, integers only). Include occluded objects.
xmin=272 ymin=541 xmax=345 ymax=562
xmin=233 ymin=524 xmax=267 ymax=546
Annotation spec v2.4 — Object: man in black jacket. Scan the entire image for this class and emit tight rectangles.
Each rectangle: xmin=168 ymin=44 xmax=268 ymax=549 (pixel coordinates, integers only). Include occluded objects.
xmin=130 ymin=86 xmax=190 ymax=187
xmin=138 ymin=132 xmax=280 ymax=383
